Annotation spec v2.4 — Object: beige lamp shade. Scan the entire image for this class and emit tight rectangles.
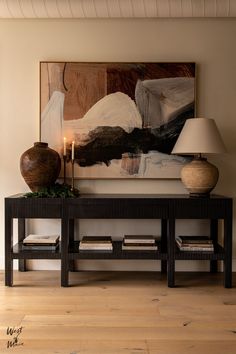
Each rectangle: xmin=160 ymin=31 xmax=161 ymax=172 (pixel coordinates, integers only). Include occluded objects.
xmin=172 ymin=118 xmax=226 ymax=155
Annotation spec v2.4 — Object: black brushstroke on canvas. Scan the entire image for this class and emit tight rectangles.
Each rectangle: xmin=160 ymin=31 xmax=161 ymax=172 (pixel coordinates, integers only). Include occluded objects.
xmin=73 ymin=108 xmax=193 ymax=167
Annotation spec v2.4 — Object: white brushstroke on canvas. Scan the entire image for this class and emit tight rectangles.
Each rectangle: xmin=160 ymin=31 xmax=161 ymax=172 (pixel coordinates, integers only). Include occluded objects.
xmin=41 ymin=91 xmax=64 ymax=151
xmin=137 ymin=151 xmax=188 ymax=177
xmin=135 ymin=77 xmax=194 ymax=128
xmin=63 ymin=91 xmax=143 ymax=144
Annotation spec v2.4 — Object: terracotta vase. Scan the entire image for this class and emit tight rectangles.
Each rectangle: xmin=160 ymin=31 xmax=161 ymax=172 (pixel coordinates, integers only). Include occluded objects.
xmin=20 ymin=142 xmax=61 ymax=192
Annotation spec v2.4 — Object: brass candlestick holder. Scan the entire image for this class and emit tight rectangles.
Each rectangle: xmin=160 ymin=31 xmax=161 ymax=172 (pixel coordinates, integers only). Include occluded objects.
xmin=63 ymin=155 xmax=67 ymax=185
xmin=71 ymin=159 xmax=75 ymax=191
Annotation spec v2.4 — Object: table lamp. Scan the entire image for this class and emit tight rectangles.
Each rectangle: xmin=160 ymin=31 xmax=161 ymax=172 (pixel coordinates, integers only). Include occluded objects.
xmin=171 ymin=118 xmax=226 ymax=196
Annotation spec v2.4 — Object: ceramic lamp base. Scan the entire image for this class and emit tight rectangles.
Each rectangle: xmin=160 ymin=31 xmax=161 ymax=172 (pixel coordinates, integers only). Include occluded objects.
xmin=181 ymin=157 xmax=219 ymax=196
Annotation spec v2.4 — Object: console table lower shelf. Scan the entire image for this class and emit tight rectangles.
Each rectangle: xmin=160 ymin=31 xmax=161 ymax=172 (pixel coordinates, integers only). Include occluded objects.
xmin=62 ymin=242 xmax=226 ymax=286
xmin=69 ymin=241 xmax=167 ymax=260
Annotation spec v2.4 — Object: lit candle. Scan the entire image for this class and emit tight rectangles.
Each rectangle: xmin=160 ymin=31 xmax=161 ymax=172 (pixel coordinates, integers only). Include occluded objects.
xmin=71 ymin=141 xmax=75 ymax=160
xmin=63 ymin=137 xmax=67 ymax=156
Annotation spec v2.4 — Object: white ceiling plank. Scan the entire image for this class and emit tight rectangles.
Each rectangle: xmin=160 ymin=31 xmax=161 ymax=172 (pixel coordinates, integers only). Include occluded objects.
xmin=107 ymin=0 xmax=122 ymax=17
xmin=94 ymin=0 xmax=109 ymax=17
xmin=82 ymin=0 xmax=98 ymax=18
xmin=192 ymin=0 xmax=205 ymax=17
xmin=119 ymin=0 xmax=134 ymax=18
xmin=0 ymin=0 xmax=236 ymax=18
xmin=31 ymin=0 xmax=49 ymax=18
xmin=181 ymin=0 xmax=193 ymax=17
xmin=6 ymin=0 xmax=25 ymax=17
xmin=69 ymin=0 xmax=86 ymax=18
xmin=216 ymin=0 xmax=229 ymax=17
xmin=229 ymin=0 xmax=236 ymax=16
xmin=170 ymin=0 xmax=182 ymax=17
xmin=144 ymin=0 xmax=158 ymax=18
xmin=0 ymin=0 xmax=12 ymax=17
xmin=56 ymin=0 xmax=73 ymax=18
xmin=157 ymin=0 xmax=171 ymax=17
xmin=18 ymin=0 xmax=36 ymax=17
xmin=204 ymin=0 xmax=217 ymax=17
xmin=132 ymin=0 xmax=145 ymax=17
xmin=44 ymin=0 xmax=61 ymax=18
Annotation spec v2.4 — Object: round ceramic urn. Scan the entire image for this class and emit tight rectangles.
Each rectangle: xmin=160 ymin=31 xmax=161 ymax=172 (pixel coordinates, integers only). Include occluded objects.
xmin=20 ymin=142 xmax=61 ymax=192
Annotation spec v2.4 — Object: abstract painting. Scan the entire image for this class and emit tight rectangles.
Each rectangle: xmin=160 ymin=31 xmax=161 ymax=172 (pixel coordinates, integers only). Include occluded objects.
xmin=40 ymin=62 xmax=195 ymax=179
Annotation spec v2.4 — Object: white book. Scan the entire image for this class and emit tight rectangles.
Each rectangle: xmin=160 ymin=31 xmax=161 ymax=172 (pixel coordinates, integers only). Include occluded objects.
xmin=80 ymin=242 xmax=112 ymax=247
xmin=23 ymin=234 xmax=60 ymax=244
xmin=178 ymin=246 xmax=214 ymax=252
xmin=122 ymin=244 xmax=158 ymax=251
xmin=79 ymin=244 xmax=113 ymax=251
xmin=124 ymin=235 xmax=156 ymax=244
xmin=176 ymin=240 xmax=214 ymax=252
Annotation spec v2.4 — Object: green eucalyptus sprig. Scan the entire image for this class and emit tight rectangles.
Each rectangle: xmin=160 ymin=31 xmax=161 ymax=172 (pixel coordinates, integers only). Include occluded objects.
xmin=23 ymin=183 xmax=79 ymax=198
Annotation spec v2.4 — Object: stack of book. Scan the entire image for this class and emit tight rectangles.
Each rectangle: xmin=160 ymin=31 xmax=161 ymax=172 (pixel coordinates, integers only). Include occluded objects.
xmin=22 ymin=234 xmax=60 ymax=251
xmin=176 ymin=236 xmax=214 ymax=252
xmin=79 ymin=236 xmax=113 ymax=251
xmin=122 ymin=235 xmax=158 ymax=251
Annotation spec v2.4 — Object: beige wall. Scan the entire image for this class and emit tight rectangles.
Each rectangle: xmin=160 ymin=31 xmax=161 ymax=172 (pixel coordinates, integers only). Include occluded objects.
xmin=0 ymin=18 xmax=236 ymax=271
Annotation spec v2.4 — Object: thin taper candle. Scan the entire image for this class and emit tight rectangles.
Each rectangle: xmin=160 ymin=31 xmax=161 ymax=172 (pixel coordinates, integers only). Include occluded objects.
xmin=63 ymin=137 xmax=67 ymax=156
xmin=71 ymin=141 xmax=75 ymax=160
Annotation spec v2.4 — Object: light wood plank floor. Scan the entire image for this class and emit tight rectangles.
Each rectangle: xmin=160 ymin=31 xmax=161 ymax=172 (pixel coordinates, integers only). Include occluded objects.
xmin=0 ymin=270 xmax=236 ymax=354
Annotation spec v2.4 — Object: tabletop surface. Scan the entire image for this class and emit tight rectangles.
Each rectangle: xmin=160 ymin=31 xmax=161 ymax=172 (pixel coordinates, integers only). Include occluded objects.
xmin=5 ymin=193 xmax=232 ymax=200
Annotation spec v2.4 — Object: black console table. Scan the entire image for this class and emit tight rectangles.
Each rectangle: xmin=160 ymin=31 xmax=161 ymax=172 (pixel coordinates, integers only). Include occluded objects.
xmin=5 ymin=194 xmax=233 ymax=288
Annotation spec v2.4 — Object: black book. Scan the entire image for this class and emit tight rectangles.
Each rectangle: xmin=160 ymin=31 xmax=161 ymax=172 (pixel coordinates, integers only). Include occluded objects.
xmin=176 ymin=236 xmax=213 ymax=244
xmin=22 ymin=243 xmax=59 ymax=251
xmin=81 ymin=236 xmax=112 ymax=243
xmin=21 ymin=241 xmax=59 ymax=247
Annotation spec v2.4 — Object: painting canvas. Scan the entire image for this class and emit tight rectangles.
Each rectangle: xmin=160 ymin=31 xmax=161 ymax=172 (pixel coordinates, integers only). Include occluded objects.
xmin=40 ymin=62 xmax=195 ymax=179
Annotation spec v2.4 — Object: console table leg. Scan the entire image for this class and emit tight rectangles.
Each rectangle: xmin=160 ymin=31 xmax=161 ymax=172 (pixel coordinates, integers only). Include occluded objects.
xmin=5 ymin=259 xmax=13 ymax=286
xmin=69 ymin=219 xmax=76 ymax=272
xmin=168 ymin=218 xmax=175 ymax=288
xmin=61 ymin=216 xmax=69 ymax=287
xmin=5 ymin=213 xmax=13 ymax=286
xmin=161 ymin=219 xmax=167 ymax=273
xmin=210 ymin=219 xmax=218 ymax=273
xmin=224 ymin=216 xmax=232 ymax=288
xmin=18 ymin=218 xmax=27 ymax=272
